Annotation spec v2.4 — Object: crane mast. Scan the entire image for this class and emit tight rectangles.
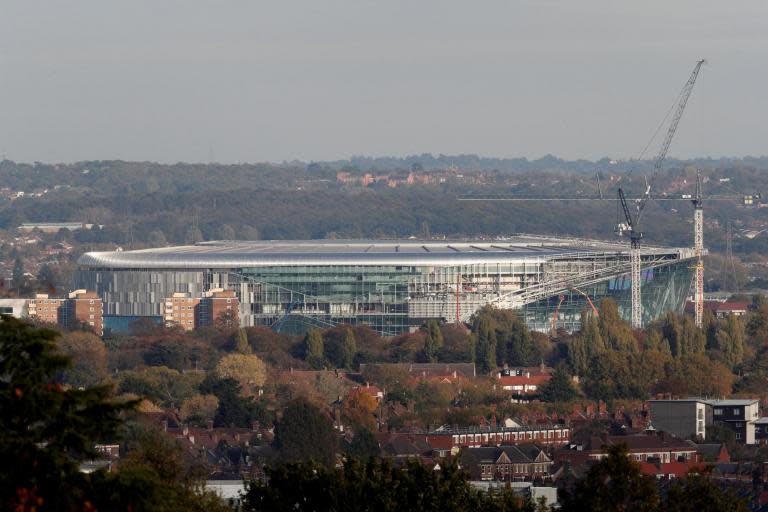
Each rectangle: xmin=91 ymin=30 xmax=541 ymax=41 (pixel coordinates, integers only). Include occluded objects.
xmin=692 ymin=170 xmax=704 ymax=328
xmin=617 ymin=59 xmax=705 ymax=329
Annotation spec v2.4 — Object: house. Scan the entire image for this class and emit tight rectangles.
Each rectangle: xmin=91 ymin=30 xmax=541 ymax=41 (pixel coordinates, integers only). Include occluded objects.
xmin=648 ymin=397 xmax=760 ymax=444
xmin=496 ymin=366 xmax=553 ymax=396
xmin=459 ymin=444 xmax=553 ymax=482
xmin=753 ymin=417 xmax=768 ymax=446
xmin=555 ymin=432 xmax=704 ymax=478
xmin=424 ymin=423 xmax=570 ymax=449
xmin=684 ymin=301 xmax=750 ymax=318
xmin=359 ymin=363 xmax=476 ymax=380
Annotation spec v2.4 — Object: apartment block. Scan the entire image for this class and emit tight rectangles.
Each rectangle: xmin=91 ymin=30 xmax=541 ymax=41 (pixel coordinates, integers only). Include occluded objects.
xmin=648 ymin=398 xmax=760 ymax=444
xmin=61 ymin=290 xmax=103 ymax=336
xmin=161 ymin=293 xmax=201 ymax=330
xmin=27 ymin=294 xmax=64 ymax=325
xmin=198 ymin=289 xmax=239 ymax=329
xmin=27 ymin=290 xmax=103 ymax=336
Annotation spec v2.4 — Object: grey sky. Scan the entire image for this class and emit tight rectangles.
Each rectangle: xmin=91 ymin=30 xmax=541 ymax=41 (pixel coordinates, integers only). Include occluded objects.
xmin=0 ymin=1 xmax=766 ymax=164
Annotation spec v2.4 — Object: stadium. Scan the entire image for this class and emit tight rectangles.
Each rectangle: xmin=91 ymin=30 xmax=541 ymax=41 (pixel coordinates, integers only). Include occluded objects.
xmin=76 ymin=237 xmax=697 ymax=336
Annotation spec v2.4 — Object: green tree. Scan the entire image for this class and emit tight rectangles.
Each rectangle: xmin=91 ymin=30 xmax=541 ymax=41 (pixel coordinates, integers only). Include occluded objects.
xmin=273 ymin=397 xmax=338 ymax=468
xmin=560 ymin=443 xmax=659 ymax=512
xmin=664 ymin=474 xmax=749 ymax=512
xmin=474 ymin=316 xmax=497 ymax=374
xmin=0 ymin=317 xmax=132 ymax=510
xmin=346 ymin=427 xmax=380 ymax=462
xmin=242 ymin=458 xmax=531 ymax=512
xmin=234 ymin=328 xmax=252 ymax=354
xmin=599 ymin=299 xmax=636 ymax=352
xmin=539 ymin=365 xmax=578 ymax=402
xmin=423 ymin=319 xmax=444 ymax=363
xmin=12 ymin=256 xmax=25 ymax=292
xmin=303 ymin=329 xmax=325 ymax=369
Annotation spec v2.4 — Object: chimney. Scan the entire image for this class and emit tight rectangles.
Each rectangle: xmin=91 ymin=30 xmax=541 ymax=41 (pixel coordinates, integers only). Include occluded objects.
xmin=182 ymin=424 xmax=189 ymax=436
xmin=207 ymin=420 xmax=213 ymax=432
xmin=162 ymin=420 xmax=168 ymax=432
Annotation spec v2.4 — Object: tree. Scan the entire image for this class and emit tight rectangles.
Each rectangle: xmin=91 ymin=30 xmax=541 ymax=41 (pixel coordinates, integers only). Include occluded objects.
xmin=346 ymin=428 xmax=380 ymax=462
xmin=475 ymin=317 xmax=497 ymax=374
xmin=303 ymin=329 xmax=325 ymax=369
xmin=664 ymin=475 xmax=749 ymax=512
xmin=199 ymin=375 xmax=269 ymax=428
xmin=560 ymin=443 xmax=659 ymax=512
xmin=180 ymin=394 xmax=220 ymax=424
xmin=538 ymin=365 xmax=578 ymax=402
xmin=234 ymin=328 xmax=252 ymax=354
xmin=12 ymin=256 xmax=25 ymax=292
xmin=273 ymin=397 xmax=338 ymax=468
xmin=242 ymin=458 xmax=530 ymax=512
xmin=147 ymin=229 xmax=168 ymax=247
xmin=56 ymin=330 xmax=108 ymax=387
xmin=0 ymin=317 xmax=132 ymax=510
xmin=214 ymin=353 xmax=267 ymax=394
xmin=599 ymin=299 xmax=637 ymax=352
xmin=423 ymin=319 xmax=444 ymax=363
xmin=219 ymin=224 xmax=236 ymax=240
xmin=324 ymin=327 xmax=357 ymax=369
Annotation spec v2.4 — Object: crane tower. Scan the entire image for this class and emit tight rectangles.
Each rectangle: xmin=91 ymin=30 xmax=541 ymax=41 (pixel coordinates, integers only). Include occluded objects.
xmin=692 ymin=170 xmax=704 ymax=328
xmin=616 ymin=59 xmax=705 ymax=329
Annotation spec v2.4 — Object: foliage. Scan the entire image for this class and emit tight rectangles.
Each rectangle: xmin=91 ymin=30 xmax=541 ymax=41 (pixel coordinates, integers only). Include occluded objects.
xmin=273 ymin=397 xmax=338 ymax=468
xmin=560 ymin=443 xmax=660 ymax=511
xmin=423 ymin=319 xmax=444 ymax=363
xmin=242 ymin=458 xmax=532 ymax=512
xmin=303 ymin=328 xmax=325 ymax=369
xmin=214 ymin=353 xmax=267 ymax=393
xmin=538 ymin=365 xmax=578 ymax=402
xmin=56 ymin=330 xmax=108 ymax=387
xmin=180 ymin=394 xmax=220 ymax=424
xmin=118 ymin=366 xmax=203 ymax=408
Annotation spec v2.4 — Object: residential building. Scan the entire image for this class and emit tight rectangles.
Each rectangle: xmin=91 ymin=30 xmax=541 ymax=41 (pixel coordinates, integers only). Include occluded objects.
xmin=459 ymin=444 xmax=553 ymax=482
xmin=555 ymin=433 xmax=704 ymax=478
xmin=425 ymin=424 xmax=571 ymax=450
xmin=162 ymin=292 xmax=201 ymax=330
xmin=754 ymin=418 xmax=768 ymax=446
xmin=198 ymin=289 xmax=239 ymax=328
xmin=648 ymin=398 xmax=760 ymax=444
xmin=27 ymin=290 xmax=103 ymax=336
xmin=27 ymin=294 xmax=64 ymax=325
xmin=685 ymin=301 xmax=750 ymax=318
xmin=18 ymin=222 xmax=92 ymax=233
xmin=60 ymin=290 xmax=104 ymax=336
xmin=496 ymin=366 xmax=553 ymax=396
xmin=359 ymin=363 xmax=476 ymax=381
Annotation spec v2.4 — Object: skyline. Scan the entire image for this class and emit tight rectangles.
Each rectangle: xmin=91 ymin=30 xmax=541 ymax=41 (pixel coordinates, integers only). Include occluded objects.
xmin=0 ymin=1 xmax=766 ymax=164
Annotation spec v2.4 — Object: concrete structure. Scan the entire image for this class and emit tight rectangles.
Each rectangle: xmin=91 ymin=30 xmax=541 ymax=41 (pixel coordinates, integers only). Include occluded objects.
xmin=0 ymin=298 xmax=29 ymax=318
xmin=76 ymin=237 xmax=697 ymax=336
xmin=18 ymin=222 xmax=92 ymax=233
xmin=648 ymin=398 xmax=760 ymax=444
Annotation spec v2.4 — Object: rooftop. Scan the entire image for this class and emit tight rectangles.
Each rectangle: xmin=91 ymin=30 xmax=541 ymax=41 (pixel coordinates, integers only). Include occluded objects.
xmin=78 ymin=236 xmax=694 ymax=269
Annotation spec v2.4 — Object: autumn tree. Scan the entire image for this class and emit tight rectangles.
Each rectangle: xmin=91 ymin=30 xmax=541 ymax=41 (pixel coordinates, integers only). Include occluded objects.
xmin=598 ymin=299 xmax=637 ymax=352
xmin=214 ymin=353 xmax=267 ymax=394
xmin=56 ymin=330 xmax=108 ymax=387
xmin=180 ymin=394 xmax=220 ymax=425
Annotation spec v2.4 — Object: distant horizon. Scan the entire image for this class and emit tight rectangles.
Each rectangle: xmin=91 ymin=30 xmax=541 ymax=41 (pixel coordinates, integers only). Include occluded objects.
xmin=3 ymin=152 xmax=768 ymax=167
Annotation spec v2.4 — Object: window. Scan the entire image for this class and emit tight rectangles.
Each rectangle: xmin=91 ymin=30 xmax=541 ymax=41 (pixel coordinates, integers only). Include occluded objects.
xmin=736 ymin=433 xmax=742 ymax=440
xmin=714 ymin=408 xmax=723 ymax=416
xmin=733 ymin=409 xmax=741 ymax=416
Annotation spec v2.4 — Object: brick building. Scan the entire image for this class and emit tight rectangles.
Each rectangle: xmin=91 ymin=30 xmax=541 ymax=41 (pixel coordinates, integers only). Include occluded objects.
xmin=28 ymin=290 xmax=103 ymax=336
xmin=198 ymin=289 xmax=239 ymax=328
xmin=162 ymin=292 xmax=201 ymax=330
xmin=459 ymin=444 xmax=553 ymax=482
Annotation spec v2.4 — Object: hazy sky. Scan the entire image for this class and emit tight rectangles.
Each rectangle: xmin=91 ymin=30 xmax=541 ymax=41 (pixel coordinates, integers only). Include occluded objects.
xmin=0 ymin=1 xmax=766 ymax=164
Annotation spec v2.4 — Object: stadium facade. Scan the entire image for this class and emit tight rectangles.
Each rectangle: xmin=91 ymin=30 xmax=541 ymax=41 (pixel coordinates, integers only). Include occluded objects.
xmin=76 ymin=237 xmax=697 ymax=336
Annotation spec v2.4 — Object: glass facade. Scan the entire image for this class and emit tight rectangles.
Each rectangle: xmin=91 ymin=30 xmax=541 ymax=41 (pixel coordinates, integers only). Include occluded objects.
xmin=76 ymin=240 xmax=696 ymax=336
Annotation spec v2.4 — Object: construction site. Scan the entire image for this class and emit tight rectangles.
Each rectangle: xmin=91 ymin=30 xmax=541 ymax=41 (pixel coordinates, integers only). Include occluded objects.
xmin=74 ymin=60 xmax=724 ymax=336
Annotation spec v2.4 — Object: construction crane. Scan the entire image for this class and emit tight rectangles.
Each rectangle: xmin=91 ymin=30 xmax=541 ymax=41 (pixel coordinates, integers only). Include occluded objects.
xmin=691 ymin=170 xmax=704 ymax=328
xmin=615 ymin=59 xmax=705 ymax=329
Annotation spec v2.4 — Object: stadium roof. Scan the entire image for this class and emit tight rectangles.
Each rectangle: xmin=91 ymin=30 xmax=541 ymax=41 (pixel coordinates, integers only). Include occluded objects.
xmin=78 ymin=236 xmax=694 ymax=269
